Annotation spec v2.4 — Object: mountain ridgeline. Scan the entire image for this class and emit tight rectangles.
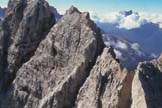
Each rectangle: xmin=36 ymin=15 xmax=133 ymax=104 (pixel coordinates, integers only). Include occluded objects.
xmin=0 ymin=0 xmax=162 ymax=108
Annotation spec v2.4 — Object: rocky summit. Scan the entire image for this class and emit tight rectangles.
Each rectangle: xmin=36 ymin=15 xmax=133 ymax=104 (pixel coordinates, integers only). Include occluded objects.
xmin=0 ymin=0 xmax=162 ymax=108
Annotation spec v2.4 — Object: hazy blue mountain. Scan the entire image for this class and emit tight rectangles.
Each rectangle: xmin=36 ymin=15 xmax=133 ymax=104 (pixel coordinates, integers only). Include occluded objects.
xmin=0 ymin=7 xmax=5 ymax=19
xmin=93 ymin=11 xmax=162 ymax=58
xmin=103 ymin=34 xmax=152 ymax=69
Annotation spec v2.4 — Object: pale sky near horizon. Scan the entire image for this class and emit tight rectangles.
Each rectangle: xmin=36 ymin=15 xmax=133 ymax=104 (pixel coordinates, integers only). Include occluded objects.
xmin=0 ymin=0 xmax=162 ymax=14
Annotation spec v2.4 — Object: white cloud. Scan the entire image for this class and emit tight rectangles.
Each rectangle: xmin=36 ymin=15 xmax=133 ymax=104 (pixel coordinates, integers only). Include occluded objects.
xmin=114 ymin=49 xmax=122 ymax=59
xmin=131 ymin=43 xmax=144 ymax=56
xmin=131 ymin=43 xmax=140 ymax=51
xmin=91 ymin=11 xmax=121 ymax=24
xmin=151 ymin=53 xmax=158 ymax=58
xmin=91 ymin=11 xmax=162 ymax=30
xmin=159 ymin=23 xmax=162 ymax=29
xmin=118 ymin=13 xmax=146 ymax=29
xmin=116 ymin=41 xmax=128 ymax=49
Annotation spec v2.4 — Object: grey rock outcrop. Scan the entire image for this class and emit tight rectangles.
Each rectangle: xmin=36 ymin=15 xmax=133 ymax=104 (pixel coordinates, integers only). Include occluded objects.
xmin=0 ymin=0 xmax=55 ymax=90
xmin=75 ymin=47 xmax=133 ymax=108
xmin=0 ymin=6 xmax=104 ymax=108
xmin=131 ymin=54 xmax=162 ymax=108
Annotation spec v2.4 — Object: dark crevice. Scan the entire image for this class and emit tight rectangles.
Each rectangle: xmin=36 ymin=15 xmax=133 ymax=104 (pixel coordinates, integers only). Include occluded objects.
xmin=139 ymin=63 xmax=162 ymax=108
xmin=0 ymin=0 xmax=27 ymax=92
xmin=71 ymin=52 xmax=105 ymax=108
xmin=97 ymin=71 xmax=110 ymax=108
xmin=69 ymin=35 xmax=105 ymax=108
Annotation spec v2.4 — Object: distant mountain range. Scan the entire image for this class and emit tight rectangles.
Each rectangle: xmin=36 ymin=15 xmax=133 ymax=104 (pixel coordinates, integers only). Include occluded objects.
xmin=0 ymin=7 xmax=6 ymax=25
xmin=102 ymin=34 xmax=152 ymax=69
xmin=92 ymin=10 xmax=162 ymax=65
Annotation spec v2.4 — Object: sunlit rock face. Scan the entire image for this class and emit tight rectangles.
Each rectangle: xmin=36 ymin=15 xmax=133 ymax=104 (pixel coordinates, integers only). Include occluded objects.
xmin=75 ymin=47 xmax=133 ymax=108
xmin=0 ymin=4 xmax=104 ymax=108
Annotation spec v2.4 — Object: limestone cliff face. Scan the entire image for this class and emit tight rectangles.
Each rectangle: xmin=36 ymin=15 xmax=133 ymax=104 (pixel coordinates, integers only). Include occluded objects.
xmin=0 ymin=5 xmax=104 ymax=108
xmin=0 ymin=0 xmax=55 ymax=90
xmin=75 ymin=47 xmax=133 ymax=108
xmin=131 ymin=55 xmax=162 ymax=108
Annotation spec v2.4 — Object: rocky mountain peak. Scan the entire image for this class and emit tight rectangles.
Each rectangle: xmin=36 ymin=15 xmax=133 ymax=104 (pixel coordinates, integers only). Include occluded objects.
xmin=0 ymin=5 xmax=104 ymax=108
xmin=131 ymin=53 xmax=162 ymax=108
xmin=0 ymin=0 xmax=55 ymax=91
xmin=75 ymin=47 xmax=133 ymax=108
xmin=66 ymin=5 xmax=81 ymax=14
xmin=119 ymin=10 xmax=133 ymax=16
xmin=64 ymin=6 xmax=90 ymax=24
xmin=105 ymin=46 xmax=116 ymax=59
xmin=0 ymin=0 xmax=162 ymax=108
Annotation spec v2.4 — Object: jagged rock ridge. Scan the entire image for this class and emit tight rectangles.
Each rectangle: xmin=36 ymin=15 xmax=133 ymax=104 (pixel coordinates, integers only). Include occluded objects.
xmin=0 ymin=0 xmax=162 ymax=108
xmin=75 ymin=47 xmax=133 ymax=108
xmin=0 ymin=0 xmax=55 ymax=91
xmin=0 ymin=4 xmax=104 ymax=108
xmin=131 ymin=54 xmax=162 ymax=108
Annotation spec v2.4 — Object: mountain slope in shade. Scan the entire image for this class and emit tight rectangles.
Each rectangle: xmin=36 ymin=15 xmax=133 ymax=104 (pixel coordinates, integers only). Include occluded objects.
xmin=102 ymin=34 xmax=152 ymax=70
xmin=93 ymin=11 xmax=162 ymax=58
xmin=131 ymin=54 xmax=162 ymax=108
xmin=50 ymin=6 xmax=62 ymax=22
xmin=0 ymin=0 xmax=55 ymax=91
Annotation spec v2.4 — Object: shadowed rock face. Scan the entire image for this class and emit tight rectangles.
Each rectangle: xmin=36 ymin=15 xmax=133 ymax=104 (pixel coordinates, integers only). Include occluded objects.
xmin=131 ymin=55 xmax=162 ymax=108
xmin=0 ymin=0 xmax=55 ymax=91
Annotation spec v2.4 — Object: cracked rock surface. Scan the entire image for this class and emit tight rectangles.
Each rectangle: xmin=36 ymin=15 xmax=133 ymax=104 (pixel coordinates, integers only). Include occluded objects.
xmin=0 ymin=0 xmax=55 ymax=91
xmin=131 ymin=54 xmax=162 ymax=108
xmin=0 ymin=5 xmax=104 ymax=108
xmin=75 ymin=47 xmax=133 ymax=108
xmin=0 ymin=0 xmax=162 ymax=108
